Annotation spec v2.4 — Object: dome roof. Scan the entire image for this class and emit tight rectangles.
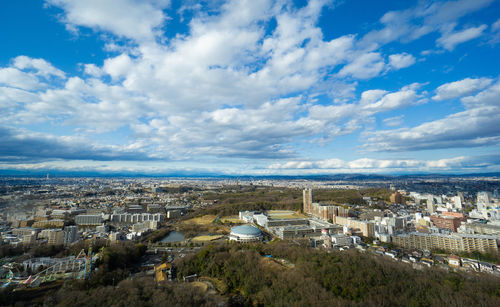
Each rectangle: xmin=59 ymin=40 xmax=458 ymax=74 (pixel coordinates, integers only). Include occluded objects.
xmin=231 ymin=225 xmax=262 ymax=236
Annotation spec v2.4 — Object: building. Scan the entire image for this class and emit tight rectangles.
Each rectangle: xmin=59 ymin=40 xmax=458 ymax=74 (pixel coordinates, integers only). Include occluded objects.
xmin=448 ymin=255 xmax=461 ymax=267
xmin=32 ymin=219 xmax=65 ymax=228
xmin=274 ymin=225 xmax=315 ymax=239
xmin=390 ymin=192 xmax=404 ymax=204
xmin=47 ymin=229 xmax=64 ymax=245
xmin=75 ymin=214 xmax=104 ymax=226
xmin=430 ymin=215 xmax=464 ymax=232
xmin=303 ymin=188 xmax=313 ymax=214
xmin=147 ymin=204 xmax=163 ymax=213
xmin=51 ymin=209 xmax=68 ymax=219
xmin=302 ymin=189 xmax=351 ymax=222
xmin=335 ymin=216 xmax=375 ymax=238
xmin=331 ymin=234 xmax=352 ymax=246
xmin=110 ymin=213 xmax=165 ymax=224
xmin=458 ymin=222 xmax=500 ymax=240
xmin=63 ymin=226 xmax=79 ymax=245
xmin=131 ymin=220 xmax=159 ymax=232
xmin=12 ymin=227 xmax=38 ymax=237
xmin=127 ymin=205 xmax=145 ymax=214
xmin=23 ymin=234 xmax=36 ymax=245
xmin=270 ymin=219 xmax=341 ymax=239
xmin=310 ymin=203 xmax=350 ymax=221
xmin=427 ymin=200 xmax=436 ymax=214
xmin=392 ymin=232 xmax=498 ymax=253
xmin=229 ymin=225 xmax=263 ymax=243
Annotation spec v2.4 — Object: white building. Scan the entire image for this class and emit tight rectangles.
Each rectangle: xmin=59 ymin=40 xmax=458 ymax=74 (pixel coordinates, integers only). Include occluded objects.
xmin=229 ymin=225 xmax=263 ymax=243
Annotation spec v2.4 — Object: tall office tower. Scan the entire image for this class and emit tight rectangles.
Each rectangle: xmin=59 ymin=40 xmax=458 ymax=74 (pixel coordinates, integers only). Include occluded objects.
xmin=303 ymin=188 xmax=313 ymax=214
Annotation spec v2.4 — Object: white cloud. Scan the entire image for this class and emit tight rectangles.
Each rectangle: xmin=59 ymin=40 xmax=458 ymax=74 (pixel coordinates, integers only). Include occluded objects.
xmin=461 ymin=79 xmax=500 ymax=107
xmin=337 ymin=52 xmax=385 ymax=79
xmin=269 ymin=155 xmax=494 ymax=173
xmin=103 ymin=53 xmax=134 ymax=79
xmin=364 ymin=80 xmax=500 ymax=152
xmin=383 ymin=115 xmax=404 ymax=127
xmin=357 ymin=0 xmax=493 ymax=50
xmin=0 ymin=68 xmax=42 ymax=91
xmin=83 ymin=64 xmax=104 ymax=77
xmin=45 ymin=0 xmax=171 ymax=41
xmin=437 ymin=24 xmax=487 ymax=50
xmin=433 ymin=77 xmax=493 ymax=101
xmin=13 ymin=56 xmax=66 ymax=78
xmin=360 ymin=84 xmax=424 ymax=113
xmin=1 ymin=0 xmax=497 ymax=172
xmin=492 ymin=19 xmax=500 ymax=32
xmin=388 ymin=53 xmax=416 ymax=69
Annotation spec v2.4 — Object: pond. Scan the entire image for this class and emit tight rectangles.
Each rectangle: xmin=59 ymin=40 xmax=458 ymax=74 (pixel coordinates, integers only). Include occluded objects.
xmin=160 ymin=231 xmax=185 ymax=243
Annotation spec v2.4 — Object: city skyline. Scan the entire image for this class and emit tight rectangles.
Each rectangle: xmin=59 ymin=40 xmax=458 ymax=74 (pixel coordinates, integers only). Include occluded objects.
xmin=1 ymin=0 xmax=500 ymax=175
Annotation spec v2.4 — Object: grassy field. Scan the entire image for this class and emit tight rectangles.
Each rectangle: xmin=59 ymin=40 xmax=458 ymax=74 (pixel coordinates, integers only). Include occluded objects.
xmin=182 ymin=214 xmax=217 ymax=225
xmin=267 ymin=210 xmax=306 ymax=219
xmin=219 ymin=216 xmax=244 ymax=223
xmin=191 ymin=235 xmax=224 ymax=242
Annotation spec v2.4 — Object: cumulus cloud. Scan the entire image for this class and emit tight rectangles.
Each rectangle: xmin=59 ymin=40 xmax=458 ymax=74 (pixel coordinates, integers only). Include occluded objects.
xmin=13 ymin=56 xmax=65 ymax=79
xmin=337 ymin=52 xmax=385 ymax=79
xmin=357 ymin=0 xmax=493 ymax=50
xmin=364 ymin=80 xmax=500 ymax=152
xmin=433 ymin=77 xmax=493 ymax=101
xmin=0 ymin=0 xmax=497 ymax=174
xmin=437 ymin=24 xmax=487 ymax=50
xmin=0 ymin=68 xmax=43 ymax=91
xmin=45 ymin=0 xmax=171 ymax=42
xmin=388 ymin=53 xmax=416 ymax=70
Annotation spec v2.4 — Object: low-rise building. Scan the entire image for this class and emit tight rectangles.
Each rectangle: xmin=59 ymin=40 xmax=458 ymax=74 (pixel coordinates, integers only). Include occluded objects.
xmin=75 ymin=214 xmax=104 ymax=226
xmin=32 ymin=219 xmax=65 ymax=228
xmin=392 ymin=232 xmax=498 ymax=253
xmin=47 ymin=229 xmax=64 ymax=245
xmin=448 ymin=255 xmax=461 ymax=267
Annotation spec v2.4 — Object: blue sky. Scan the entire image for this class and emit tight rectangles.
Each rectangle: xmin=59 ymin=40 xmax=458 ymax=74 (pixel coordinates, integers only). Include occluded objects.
xmin=1 ymin=0 xmax=500 ymax=175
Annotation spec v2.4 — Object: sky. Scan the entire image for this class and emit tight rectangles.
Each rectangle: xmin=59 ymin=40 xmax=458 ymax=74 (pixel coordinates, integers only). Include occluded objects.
xmin=1 ymin=0 xmax=500 ymax=175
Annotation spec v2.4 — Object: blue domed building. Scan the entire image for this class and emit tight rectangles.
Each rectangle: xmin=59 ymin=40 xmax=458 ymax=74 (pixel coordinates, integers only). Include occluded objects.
xmin=229 ymin=224 xmax=263 ymax=242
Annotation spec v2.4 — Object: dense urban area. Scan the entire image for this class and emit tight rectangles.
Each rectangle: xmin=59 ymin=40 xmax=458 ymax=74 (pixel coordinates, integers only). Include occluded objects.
xmin=1 ymin=174 xmax=500 ymax=306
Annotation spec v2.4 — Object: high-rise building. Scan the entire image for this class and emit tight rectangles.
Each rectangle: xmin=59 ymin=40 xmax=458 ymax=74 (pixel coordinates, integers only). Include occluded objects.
xmin=427 ymin=198 xmax=436 ymax=214
xmin=303 ymin=188 xmax=313 ymax=214
xmin=63 ymin=225 xmax=79 ymax=245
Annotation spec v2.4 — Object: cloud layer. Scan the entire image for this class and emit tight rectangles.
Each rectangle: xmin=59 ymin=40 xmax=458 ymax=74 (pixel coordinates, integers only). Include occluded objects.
xmin=0 ymin=0 xmax=499 ymax=174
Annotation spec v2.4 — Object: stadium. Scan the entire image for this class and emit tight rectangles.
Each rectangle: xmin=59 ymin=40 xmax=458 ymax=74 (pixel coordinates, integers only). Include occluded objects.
xmin=229 ymin=225 xmax=263 ymax=243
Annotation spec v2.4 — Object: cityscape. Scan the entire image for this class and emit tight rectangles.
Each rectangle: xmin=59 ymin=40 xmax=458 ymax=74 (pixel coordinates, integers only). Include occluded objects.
xmin=1 ymin=175 xmax=500 ymax=305
xmin=2 ymin=0 xmax=500 ymax=306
